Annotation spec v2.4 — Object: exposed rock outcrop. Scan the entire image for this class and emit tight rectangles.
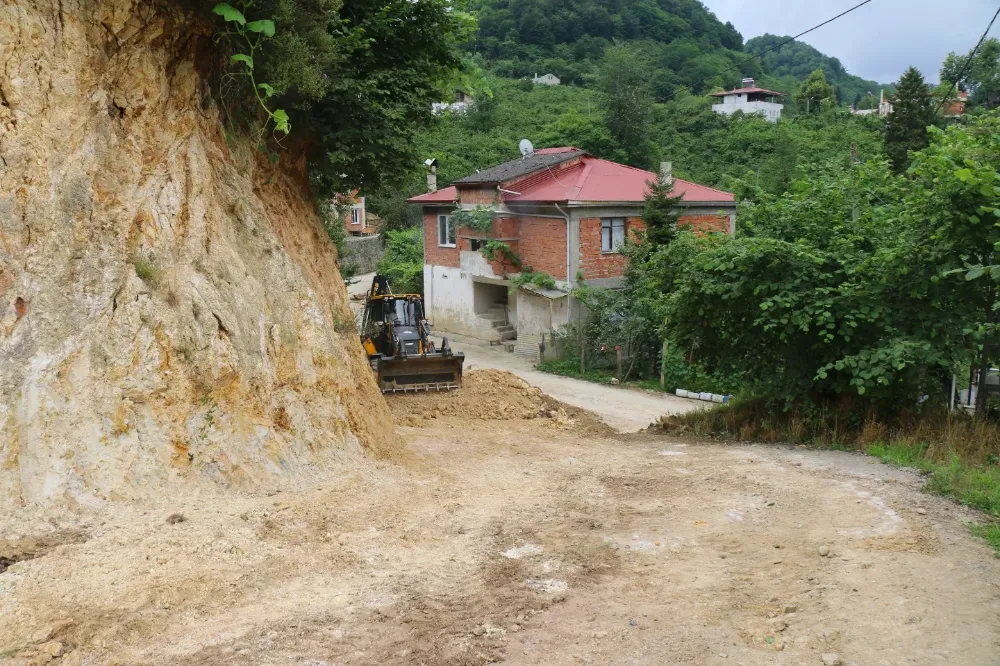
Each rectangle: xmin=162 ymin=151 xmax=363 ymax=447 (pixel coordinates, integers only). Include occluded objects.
xmin=0 ymin=0 xmax=394 ymax=507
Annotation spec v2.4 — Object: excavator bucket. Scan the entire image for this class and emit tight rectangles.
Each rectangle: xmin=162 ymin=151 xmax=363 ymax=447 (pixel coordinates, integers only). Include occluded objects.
xmin=376 ymin=352 xmax=465 ymax=393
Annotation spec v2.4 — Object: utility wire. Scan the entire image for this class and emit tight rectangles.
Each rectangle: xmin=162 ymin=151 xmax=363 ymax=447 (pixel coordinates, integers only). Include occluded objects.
xmin=665 ymin=0 xmax=876 ymax=102
xmin=936 ymin=3 xmax=1000 ymax=112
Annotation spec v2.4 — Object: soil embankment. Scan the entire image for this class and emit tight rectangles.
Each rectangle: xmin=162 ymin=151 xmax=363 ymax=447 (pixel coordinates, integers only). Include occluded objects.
xmin=0 ymin=0 xmax=392 ymax=508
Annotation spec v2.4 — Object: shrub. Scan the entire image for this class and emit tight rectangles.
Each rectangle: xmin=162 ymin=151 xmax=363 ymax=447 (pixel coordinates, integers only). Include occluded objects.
xmin=376 ymin=227 xmax=424 ymax=295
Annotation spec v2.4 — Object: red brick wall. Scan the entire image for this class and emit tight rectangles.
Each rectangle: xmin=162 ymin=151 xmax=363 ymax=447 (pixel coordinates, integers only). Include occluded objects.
xmin=679 ymin=214 xmax=730 ymax=235
xmin=579 ymin=216 xmax=645 ymax=280
xmin=518 ymin=216 xmax=567 ymax=280
xmin=424 ymin=210 xmax=459 ymax=268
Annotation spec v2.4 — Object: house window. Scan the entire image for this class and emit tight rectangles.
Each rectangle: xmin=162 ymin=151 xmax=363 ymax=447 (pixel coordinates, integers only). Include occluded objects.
xmin=350 ymin=205 xmax=362 ymax=226
xmin=437 ymin=215 xmax=456 ymax=247
xmin=601 ymin=218 xmax=626 ymax=253
xmin=469 ymin=238 xmax=487 ymax=252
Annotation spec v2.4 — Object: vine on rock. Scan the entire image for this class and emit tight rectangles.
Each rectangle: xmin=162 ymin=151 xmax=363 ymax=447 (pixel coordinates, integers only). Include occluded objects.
xmin=213 ymin=2 xmax=290 ymax=146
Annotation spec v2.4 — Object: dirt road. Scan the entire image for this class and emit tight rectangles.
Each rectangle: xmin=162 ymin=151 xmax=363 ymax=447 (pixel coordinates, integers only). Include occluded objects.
xmin=2 ymin=371 xmax=998 ymax=666
xmin=439 ymin=334 xmax=707 ymax=432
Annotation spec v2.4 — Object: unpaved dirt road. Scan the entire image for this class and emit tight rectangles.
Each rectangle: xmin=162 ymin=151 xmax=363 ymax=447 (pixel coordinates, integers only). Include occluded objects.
xmin=2 ymin=372 xmax=999 ymax=666
xmin=439 ymin=334 xmax=707 ymax=432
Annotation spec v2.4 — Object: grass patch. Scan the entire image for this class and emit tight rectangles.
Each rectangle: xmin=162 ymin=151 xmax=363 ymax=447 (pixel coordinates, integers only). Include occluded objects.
xmin=970 ymin=523 xmax=1000 ymax=555
xmin=868 ymin=451 xmax=1000 ymax=556
xmin=536 ymin=359 xmax=616 ymax=385
xmin=866 ymin=441 xmax=936 ymax=473
xmin=133 ymin=256 xmax=161 ymax=287
xmin=923 ymin=457 xmax=1000 ymax=516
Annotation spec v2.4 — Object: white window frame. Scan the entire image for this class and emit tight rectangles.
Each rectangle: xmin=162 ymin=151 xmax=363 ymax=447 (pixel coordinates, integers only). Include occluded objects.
xmin=350 ymin=205 xmax=362 ymax=226
xmin=437 ymin=214 xmax=456 ymax=247
xmin=601 ymin=218 xmax=626 ymax=253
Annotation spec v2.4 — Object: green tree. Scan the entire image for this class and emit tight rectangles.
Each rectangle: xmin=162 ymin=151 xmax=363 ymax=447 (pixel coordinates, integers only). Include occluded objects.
xmin=641 ymin=172 xmax=683 ymax=247
xmin=223 ymin=0 xmax=474 ymax=196
xmin=794 ymin=68 xmax=835 ymax=114
xmin=902 ymin=115 xmax=1000 ymax=415
xmin=376 ymin=228 xmax=425 ymax=295
xmin=941 ymin=38 xmax=1000 ymax=108
xmin=599 ymin=43 xmax=654 ymax=168
xmin=884 ymin=66 xmax=936 ymax=172
xmin=646 ymin=113 xmax=1000 ymax=417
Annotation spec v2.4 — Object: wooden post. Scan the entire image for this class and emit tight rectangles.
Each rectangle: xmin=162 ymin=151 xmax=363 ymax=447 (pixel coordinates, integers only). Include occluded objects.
xmin=580 ymin=337 xmax=586 ymax=375
xmin=660 ymin=340 xmax=669 ymax=391
xmin=615 ymin=345 xmax=623 ymax=382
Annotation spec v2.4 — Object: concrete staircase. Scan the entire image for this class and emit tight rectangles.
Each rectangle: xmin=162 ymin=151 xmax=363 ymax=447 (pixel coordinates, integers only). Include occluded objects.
xmin=479 ymin=304 xmax=516 ymax=343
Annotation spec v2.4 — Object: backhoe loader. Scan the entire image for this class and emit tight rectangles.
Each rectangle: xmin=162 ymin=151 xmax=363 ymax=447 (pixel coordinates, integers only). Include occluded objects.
xmin=360 ymin=275 xmax=464 ymax=392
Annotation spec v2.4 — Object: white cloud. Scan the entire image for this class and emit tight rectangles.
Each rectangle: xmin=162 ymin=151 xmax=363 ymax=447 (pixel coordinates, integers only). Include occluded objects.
xmin=702 ymin=0 xmax=1000 ymax=84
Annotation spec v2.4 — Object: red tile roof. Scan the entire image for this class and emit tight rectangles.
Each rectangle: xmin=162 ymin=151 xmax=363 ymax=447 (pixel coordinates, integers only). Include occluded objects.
xmin=407 ymin=152 xmax=735 ymax=206
xmin=710 ymin=86 xmax=785 ymax=97
xmin=409 ymin=186 xmax=459 ymax=204
xmin=505 ymin=157 xmax=734 ymax=205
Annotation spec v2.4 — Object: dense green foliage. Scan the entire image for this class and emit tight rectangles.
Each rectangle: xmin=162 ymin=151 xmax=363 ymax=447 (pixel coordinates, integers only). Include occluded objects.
xmin=941 ymin=37 xmax=1000 ymax=108
xmin=376 ymin=227 xmax=424 ymax=295
xmin=650 ymin=114 xmax=1000 ymax=418
xmin=884 ymin=67 xmax=936 ymax=172
xmin=794 ymin=69 xmax=836 ymax=114
xmin=210 ymin=0 xmax=472 ymax=195
xmin=599 ymin=43 xmax=654 ymax=167
xmin=746 ymin=34 xmax=889 ymax=104
xmin=379 ymin=76 xmax=887 ymax=210
xmin=469 ymin=0 xmax=745 ymax=92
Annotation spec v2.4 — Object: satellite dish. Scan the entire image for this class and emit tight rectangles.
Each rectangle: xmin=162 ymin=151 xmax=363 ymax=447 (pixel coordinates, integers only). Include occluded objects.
xmin=519 ymin=139 xmax=534 ymax=157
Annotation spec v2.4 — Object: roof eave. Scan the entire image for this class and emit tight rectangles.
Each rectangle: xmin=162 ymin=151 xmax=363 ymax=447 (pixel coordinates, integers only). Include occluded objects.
xmin=566 ymin=200 xmax=736 ymax=207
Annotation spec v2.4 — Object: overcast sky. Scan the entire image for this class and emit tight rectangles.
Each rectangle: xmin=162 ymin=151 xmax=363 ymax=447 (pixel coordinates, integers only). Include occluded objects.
xmin=701 ymin=0 xmax=1000 ymax=85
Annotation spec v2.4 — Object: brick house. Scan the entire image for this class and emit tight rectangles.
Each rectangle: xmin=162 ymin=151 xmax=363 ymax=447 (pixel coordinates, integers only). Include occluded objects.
xmin=337 ymin=191 xmax=380 ymax=237
xmin=407 ymin=148 xmax=736 ymax=352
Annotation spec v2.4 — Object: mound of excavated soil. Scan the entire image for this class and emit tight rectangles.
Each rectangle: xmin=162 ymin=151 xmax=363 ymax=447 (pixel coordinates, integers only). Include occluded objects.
xmin=389 ymin=370 xmax=543 ymax=423
xmin=388 ymin=370 xmax=617 ymax=437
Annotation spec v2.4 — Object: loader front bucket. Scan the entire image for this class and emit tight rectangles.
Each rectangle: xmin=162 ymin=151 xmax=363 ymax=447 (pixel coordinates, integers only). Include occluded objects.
xmin=376 ymin=352 xmax=465 ymax=393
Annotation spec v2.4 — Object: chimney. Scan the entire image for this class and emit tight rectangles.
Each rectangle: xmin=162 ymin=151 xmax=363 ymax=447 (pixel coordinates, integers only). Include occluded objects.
xmin=427 ymin=164 xmax=437 ymax=193
xmin=660 ymin=161 xmax=673 ymax=188
xmin=742 ymin=77 xmax=755 ymax=88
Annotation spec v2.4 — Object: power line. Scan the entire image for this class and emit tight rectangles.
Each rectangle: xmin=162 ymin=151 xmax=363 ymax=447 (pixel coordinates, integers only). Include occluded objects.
xmin=666 ymin=0 xmax=876 ymax=102
xmin=936 ymin=4 xmax=1000 ymax=113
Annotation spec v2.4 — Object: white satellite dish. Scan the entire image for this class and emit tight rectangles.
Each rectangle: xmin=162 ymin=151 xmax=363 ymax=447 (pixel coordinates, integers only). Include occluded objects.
xmin=519 ymin=139 xmax=534 ymax=157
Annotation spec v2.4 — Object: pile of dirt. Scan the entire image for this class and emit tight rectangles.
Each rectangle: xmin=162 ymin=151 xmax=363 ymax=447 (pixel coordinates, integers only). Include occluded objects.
xmin=388 ymin=369 xmax=618 ymax=436
xmin=389 ymin=370 xmax=544 ymax=424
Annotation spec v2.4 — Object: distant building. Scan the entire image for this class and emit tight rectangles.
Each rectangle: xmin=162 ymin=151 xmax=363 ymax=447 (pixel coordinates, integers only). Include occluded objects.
xmin=851 ymin=90 xmax=893 ymax=117
xmin=531 ymin=73 xmax=561 ymax=86
xmin=710 ymin=78 xmax=784 ymax=122
xmin=407 ymin=148 xmax=735 ymax=352
xmin=432 ymin=89 xmax=472 ymax=115
xmin=942 ymin=89 xmax=968 ymax=117
xmin=336 ymin=191 xmax=379 ymax=237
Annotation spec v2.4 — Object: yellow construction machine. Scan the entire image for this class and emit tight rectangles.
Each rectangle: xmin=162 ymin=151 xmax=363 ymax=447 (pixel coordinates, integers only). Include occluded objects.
xmin=360 ymin=275 xmax=464 ymax=392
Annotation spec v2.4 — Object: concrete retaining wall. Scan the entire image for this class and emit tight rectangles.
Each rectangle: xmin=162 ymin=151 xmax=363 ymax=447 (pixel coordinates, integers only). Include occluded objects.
xmin=344 ymin=234 xmax=383 ymax=274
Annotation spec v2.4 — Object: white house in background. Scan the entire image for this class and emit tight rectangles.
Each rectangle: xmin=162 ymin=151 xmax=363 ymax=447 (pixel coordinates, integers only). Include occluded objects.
xmin=532 ymin=73 xmax=561 ymax=86
xmin=710 ymin=78 xmax=785 ymax=122
xmin=851 ymin=90 xmax=894 ymax=117
xmin=432 ymin=89 xmax=473 ymax=115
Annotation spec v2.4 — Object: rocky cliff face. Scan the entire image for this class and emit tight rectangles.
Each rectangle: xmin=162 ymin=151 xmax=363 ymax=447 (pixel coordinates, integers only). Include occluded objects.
xmin=0 ymin=0 xmax=394 ymax=508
